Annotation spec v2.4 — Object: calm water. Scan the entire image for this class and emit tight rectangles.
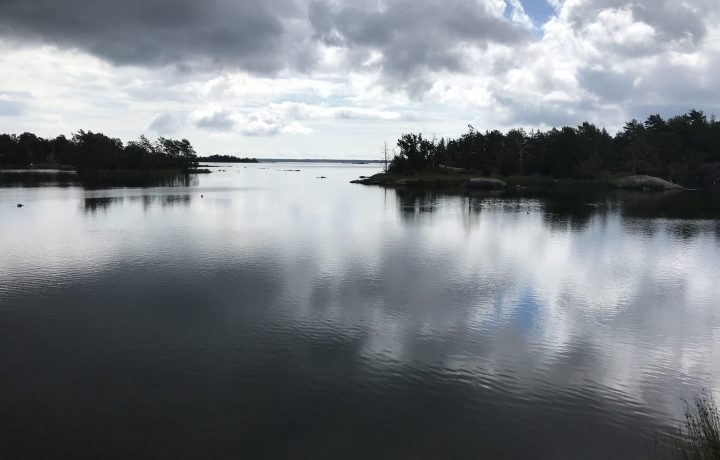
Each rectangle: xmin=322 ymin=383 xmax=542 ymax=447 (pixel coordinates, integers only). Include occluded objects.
xmin=1 ymin=164 xmax=719 ymax=459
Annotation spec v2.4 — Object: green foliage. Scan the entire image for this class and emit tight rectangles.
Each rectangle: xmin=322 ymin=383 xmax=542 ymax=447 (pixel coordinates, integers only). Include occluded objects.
xmin=389 ymin=110 xmax=720 ymax=187
xmin=390 ymin=133 xmax=436 ymax=173
xmin=0 ymin=131 xmax=198 ymax=171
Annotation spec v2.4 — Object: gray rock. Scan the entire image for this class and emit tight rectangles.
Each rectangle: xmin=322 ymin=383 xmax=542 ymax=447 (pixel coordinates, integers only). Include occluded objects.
xmin=616 ymin=175 xmax=683 ymax=191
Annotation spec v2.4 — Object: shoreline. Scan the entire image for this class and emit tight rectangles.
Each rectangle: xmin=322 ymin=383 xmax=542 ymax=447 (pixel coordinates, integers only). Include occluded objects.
xmin=1 ymin=166 xmax=211 ymax=174
xmin=351 ymin=171 xmax=689 ymax=192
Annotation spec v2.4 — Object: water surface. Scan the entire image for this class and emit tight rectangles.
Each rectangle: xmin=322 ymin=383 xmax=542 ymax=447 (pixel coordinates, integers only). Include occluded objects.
xmin=1 ymin=164 xmax=719 ymax=459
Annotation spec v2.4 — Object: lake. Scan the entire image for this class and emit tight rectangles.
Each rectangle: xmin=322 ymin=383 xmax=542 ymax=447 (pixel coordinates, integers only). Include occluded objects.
xmin=1 ymin=164 xmax=719 ymax=459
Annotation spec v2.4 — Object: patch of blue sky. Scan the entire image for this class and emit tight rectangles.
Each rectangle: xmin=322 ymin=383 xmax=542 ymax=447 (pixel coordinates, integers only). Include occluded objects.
xmin=491 ymin=286 xmax=541 ymax=332
xmin=519 ymin=0 xmax=556 ymax=25
xmin=510 ymin=287 xmax=541 ymax=332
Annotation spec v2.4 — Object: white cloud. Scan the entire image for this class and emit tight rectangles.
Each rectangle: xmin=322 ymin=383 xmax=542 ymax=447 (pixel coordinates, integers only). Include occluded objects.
xmin=507 ymin=0 xmax=535 ymax=29
xmin=194 ymin=102 xmax=402 ymax=136
xmin=149 ymin=111 xmax=186 ymax=135
xmin=584 ymin=7 xmax=657 ymax=54
xmin=0 ymin=0 xmax=719 ymax=157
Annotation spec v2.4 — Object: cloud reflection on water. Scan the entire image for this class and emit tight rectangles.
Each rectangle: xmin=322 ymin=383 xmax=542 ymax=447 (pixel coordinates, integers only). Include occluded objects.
xmin=1 ymin=165 xmax=719 ymax=457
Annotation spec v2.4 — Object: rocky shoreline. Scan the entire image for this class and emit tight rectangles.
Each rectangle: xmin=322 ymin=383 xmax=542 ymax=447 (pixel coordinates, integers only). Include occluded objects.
xmin=351 ymin=172 xmax=686 ymax=192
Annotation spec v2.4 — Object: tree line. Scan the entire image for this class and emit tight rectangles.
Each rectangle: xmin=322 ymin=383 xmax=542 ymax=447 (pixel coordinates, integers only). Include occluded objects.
xmin=197 ymin=154 xmax=258 ymax=163
xmin=0 ymin=131 xmax=198 ymax=171
xmin=389 ymin=110 xmax=720 ymax=188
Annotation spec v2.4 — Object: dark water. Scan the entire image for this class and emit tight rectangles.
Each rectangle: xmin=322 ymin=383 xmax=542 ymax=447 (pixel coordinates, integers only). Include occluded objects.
xmin=1 ymin=165 xmax=719 ymax=459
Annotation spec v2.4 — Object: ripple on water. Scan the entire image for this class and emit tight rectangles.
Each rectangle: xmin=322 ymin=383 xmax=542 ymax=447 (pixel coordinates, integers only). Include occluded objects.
xmin=1 ymin=170 xmax=719 ymax=458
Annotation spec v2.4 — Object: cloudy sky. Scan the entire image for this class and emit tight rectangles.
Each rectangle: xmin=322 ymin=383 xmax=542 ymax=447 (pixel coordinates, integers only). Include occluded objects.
xmin=0 ymin=0 xmax=718 ymax=158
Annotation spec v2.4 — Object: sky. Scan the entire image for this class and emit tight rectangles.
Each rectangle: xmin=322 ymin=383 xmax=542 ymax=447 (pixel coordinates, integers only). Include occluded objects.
xmin=0 ymin=0 xmax=719 ymax=158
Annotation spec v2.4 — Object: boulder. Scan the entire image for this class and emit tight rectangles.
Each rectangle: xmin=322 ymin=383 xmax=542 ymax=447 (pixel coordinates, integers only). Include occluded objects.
xmin=616 ymin=175 xmax=683 ymax=191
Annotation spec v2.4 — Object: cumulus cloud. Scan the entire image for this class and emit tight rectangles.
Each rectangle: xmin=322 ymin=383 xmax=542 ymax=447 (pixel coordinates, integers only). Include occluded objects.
xmin=0 ymin=0 xmax=310 ymax=73
xmin=460 ymin=0 xmax=720 ymax=128
xmin=148 ymin=111 xmax=185 ymax=134
xmin=309 ymin=0 xmax=528 ymax=92
xmin=195 ymin=102 xmax=401 ymax=136
xmin=1 ymin=0 xmax=720 ymax=156
xmin=564 ymin=0 xmax=716 ymax=46
xmin=195 ymin=110 xmax=235 ymax=132
xmin=0 ymin=0 xmax=529 ymax=93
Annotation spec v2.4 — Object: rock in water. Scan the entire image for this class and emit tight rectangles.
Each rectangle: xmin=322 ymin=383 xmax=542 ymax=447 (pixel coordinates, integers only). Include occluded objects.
xmin=616 ymin=175 xmax=683 ymax=191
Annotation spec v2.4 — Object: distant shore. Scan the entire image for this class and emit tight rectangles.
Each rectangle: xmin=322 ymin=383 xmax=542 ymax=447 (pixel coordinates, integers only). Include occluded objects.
xmin=257 ymin=158 xmax=384 ymax=164
xmin=197 ymin=155 xmax=258 ymax=163
xmin=0 ymin=166 xmax=211 ymax=174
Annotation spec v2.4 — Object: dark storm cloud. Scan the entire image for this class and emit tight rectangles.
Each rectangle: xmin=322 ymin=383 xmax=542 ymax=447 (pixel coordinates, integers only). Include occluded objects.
xmin=309 ymin=0 xmax=528 ymax=92
xmin=0 ymin=0 xmax=307 ymax=73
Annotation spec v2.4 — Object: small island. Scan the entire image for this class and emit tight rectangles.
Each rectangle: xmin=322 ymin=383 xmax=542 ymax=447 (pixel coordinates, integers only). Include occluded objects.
xmin=353 ymin=110 xmax=720 ymax=192
xmin=197 ymin=154 xmax=258 ymax=163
